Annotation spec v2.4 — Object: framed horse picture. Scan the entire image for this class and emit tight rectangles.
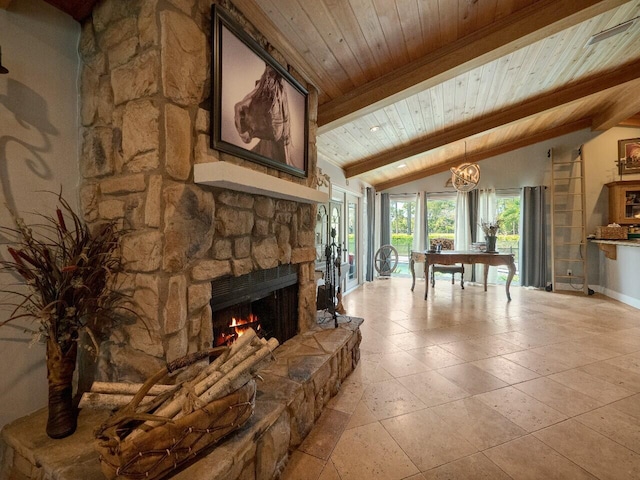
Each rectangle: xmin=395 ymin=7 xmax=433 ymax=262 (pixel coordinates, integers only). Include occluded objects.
xmin=211 ymin=5 xmax=309 ymax=178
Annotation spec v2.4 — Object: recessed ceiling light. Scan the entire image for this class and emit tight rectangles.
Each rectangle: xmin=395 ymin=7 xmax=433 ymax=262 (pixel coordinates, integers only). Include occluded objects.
xmin=585 ymin=16 xmax=638 ymax=47
xmin=397 ymin=164 xmax=407 ymax=169
xmin=369 ymin=125 xmax=380 ymax=132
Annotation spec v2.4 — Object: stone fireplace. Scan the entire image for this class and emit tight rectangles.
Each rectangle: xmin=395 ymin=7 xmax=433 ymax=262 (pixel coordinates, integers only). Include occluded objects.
xmin=76 ymin=0 xmax=323 ymax=382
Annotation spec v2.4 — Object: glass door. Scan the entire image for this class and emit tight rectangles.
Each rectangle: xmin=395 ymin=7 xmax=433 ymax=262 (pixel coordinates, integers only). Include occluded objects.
xmin=346 ymin=194 xmax=359 ymax=291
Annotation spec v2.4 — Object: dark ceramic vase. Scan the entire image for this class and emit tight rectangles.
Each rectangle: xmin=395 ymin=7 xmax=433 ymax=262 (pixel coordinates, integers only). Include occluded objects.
xmin=46 ymin=339 xmax=78 ymax=439
xmin=486 ymin=236 xmax=497 ymax=252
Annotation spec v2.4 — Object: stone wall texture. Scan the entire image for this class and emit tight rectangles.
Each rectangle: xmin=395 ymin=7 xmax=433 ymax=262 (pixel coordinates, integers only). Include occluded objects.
xmin=78 ymin=0 xmax=320 ymax=382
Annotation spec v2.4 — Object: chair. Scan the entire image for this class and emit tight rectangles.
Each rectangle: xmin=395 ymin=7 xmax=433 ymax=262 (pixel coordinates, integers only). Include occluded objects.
xmin=430 ymin=239 xmax=464 ymax=289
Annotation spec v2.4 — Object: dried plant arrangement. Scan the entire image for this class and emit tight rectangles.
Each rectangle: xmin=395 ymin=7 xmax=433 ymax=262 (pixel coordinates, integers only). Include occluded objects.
xmin=0 ymin=192 xmax=130 ymax=438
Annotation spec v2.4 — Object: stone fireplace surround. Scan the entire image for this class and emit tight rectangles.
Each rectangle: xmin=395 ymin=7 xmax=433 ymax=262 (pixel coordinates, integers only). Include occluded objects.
xmin=76 ymin=0 xmax=324 ymax=384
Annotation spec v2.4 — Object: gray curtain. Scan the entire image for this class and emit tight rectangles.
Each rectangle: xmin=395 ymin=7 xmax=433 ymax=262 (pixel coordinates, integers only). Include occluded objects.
xmin=366 ymin=187 xmax=375 ymax=281
xmin=468 ymin=189 xmax=479 ymax=282
xmin=380 ymin=193 xmax=390 ymax=246
xmin=520 ymin=186 xmax=547 ymax=288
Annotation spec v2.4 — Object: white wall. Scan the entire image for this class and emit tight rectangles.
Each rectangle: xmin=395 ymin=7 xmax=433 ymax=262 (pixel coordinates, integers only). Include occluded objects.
xmin=0 ymin=0 xmax=80 ymax=430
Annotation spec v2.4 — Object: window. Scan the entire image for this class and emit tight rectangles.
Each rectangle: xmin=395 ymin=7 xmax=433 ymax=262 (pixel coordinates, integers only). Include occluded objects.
xmin=426 ymin=195 xmax=456 ymax=245
xmin=389 ymin=195 xmax=416 ymax=276
xmin=495 ymin=193 xmax=521 ymax=285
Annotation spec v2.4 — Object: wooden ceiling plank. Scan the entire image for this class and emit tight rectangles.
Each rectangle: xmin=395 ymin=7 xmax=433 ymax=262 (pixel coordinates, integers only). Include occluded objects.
xmin=232 ymin=0 xmax=339 ymax=99
xmin=344 ymin=58 xmax=640 ymax=178
xmin=373 ymin=118 xmax=593 ymax=191
xmin=0 ymin=0 xmax=13 ymax=9
xmin=592 ymin=78 xmax=640 ymax=130
xmin=317 ymin=0 xmax=629 ymax=132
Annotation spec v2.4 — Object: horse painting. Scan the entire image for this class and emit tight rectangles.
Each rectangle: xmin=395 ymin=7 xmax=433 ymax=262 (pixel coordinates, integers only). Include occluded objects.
xmin=234 ymin=65 xmax=292 ymax=166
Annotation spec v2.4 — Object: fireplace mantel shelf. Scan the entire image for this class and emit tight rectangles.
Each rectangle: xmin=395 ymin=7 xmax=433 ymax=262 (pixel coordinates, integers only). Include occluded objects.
xmin=194 ymin=162 xmax=329 ymax=204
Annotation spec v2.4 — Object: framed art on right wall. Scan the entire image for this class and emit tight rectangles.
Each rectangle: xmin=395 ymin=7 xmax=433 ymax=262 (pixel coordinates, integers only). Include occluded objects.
xmin=618 ymin=137 xmax=640 ymax=175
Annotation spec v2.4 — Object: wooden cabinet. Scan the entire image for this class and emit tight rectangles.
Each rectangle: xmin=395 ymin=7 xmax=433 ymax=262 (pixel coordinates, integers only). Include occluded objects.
xmin=606 ymin=181 xmax=640 ymax=225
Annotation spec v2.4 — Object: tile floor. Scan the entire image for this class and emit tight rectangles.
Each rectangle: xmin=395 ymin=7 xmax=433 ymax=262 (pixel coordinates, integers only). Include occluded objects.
xmin=280 ymin=277 xmax=640 ymax=480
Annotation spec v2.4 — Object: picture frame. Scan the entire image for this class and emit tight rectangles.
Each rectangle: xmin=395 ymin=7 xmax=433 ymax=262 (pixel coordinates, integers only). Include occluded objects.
xmin=617 ymin=137 xmax=640 ymax=175
xmin=210 ymin=5 xmax=309 ymax=178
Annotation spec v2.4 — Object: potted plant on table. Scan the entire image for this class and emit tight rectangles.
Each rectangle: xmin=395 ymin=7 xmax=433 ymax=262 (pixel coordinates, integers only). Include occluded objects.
xmin=0 ymin=193 xmax=128 ymax=438
xmin=480 ymin=218 xmax=502 ymax=253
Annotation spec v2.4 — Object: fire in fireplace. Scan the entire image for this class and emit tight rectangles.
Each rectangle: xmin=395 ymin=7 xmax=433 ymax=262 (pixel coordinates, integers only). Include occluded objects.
xmin=210 ymin=265 xmax=299 ymax=347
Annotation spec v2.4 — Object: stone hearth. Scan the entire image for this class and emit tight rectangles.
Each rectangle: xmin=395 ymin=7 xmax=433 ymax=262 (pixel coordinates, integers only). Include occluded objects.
xmin=0 ymin=318 xmax=362 ymax=480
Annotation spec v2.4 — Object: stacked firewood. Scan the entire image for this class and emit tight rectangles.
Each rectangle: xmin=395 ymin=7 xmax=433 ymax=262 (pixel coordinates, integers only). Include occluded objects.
xmin=87 ymin=328 xmax=278 ymax=440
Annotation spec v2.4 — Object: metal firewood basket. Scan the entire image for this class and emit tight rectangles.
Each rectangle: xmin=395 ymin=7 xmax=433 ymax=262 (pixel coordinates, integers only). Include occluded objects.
xmin=94 ymin=349 xmax=256 ymax=480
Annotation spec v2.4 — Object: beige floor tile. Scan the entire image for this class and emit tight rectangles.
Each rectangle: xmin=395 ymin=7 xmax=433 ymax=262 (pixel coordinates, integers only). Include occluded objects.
xmin=502 ymin=349 xmax=571 ymax=375
xmin=530 ymin=343 xmax=599 ymax=369
xmin=514 ymin=377 xmax=602 ymax=417
xmin=571 ymin=335 xmax=639 ymax=356
xmin=496 ymin=329 xmax=567 ymax=349
xmin=299 ymin=408 xmax=351 ymax=460
xmin=387 ymin=331 xmax=434 ymax=349
xmin=605 ymin=351 xmax=640 ymax=374
xmin=610 ymin=393 xmax=640 ymax=419
xmin=397 ymin=370 xmax=470 ymax=407
xmin=378 ymin=350 xmax=431 ymax=378
xmin=330 ymin=422 xmax=419 ymax=480
xmin=471 ymin=356 xmax=539 ymax=384
xmin=348 ymin=358 xmax=394 ymax=385
xmin=381 ymin=409 xmax=477 ymax=472
xmin=418 ymin=327 xmax=470 ymax=345
xmin=485 ymin=434 xmax=596 ymax=479
xmin=438 ymin=340 xmax=493 ymax=361
xmin=578 ymin=361 xmax=640 ymax=392
xmin=359 ymin=329 xmax=404 ymax=355
xmin=549 ymin=369 xmax=634 ymax=404
xmin=365 ymin=319 xmax=411 ymax=336
xmin=327 ymin=378 xmax=365 ymax=414
xmin=406 ymin=345 xmax=465 ymax=369
xmin=403 ymin=475 xmax=427 ymax=480
xmin=361 ymin=378 xmax=426 ymax=420
xmin=421 ymin=453 xmax=512 ymax=480
xmin=345 ymin=400 xmax=378 ymax=430
xmin=534 ymin=419 xmax=640 ymax=480
xmin=280 ymin=451 xmax=325 ymax=480
xmin=470 ymin=335 xmax=523 ymax=356
xmin=431 ymin=397 xmax=526 ymax=450
xmin=436 ymin=363 xmax=507 ymax=394
xmin=476 ymin=386 xmax=567 ymax=432
xmin=576 ymin=405 xmax=640 ymax=454
xmin=317 ymin=459 xmax=341 ymax=480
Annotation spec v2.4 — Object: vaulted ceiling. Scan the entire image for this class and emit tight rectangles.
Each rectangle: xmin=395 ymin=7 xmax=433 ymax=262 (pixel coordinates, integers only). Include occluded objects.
xmin=15 ymin=0 xmax=640 ymax=191
xmin=232 ymin=0 xmax=640 ymax=191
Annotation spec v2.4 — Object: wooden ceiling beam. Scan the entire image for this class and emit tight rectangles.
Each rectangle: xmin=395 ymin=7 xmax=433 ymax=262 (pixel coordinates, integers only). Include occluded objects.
xmin=619 ymin=113 xmax=640 ymax=127
xmin=373 ymin=118 xmax=593 ymax=191
xmin=344 ymin=58 xmax=640 ymax=178
xmin=592 ymin=79 xmax=640 ymax=131
xmin=317 ymin=0 xmax=628 ymax=133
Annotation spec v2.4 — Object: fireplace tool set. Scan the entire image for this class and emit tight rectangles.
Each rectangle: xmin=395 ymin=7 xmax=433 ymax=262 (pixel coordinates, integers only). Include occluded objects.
xmin=321 ymin=227 xmax=345 ymax=328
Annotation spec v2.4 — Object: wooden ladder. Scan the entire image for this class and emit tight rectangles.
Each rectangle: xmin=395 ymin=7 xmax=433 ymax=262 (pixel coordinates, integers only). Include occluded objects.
xmin=550 ymin=147 xmax=590 ymax=295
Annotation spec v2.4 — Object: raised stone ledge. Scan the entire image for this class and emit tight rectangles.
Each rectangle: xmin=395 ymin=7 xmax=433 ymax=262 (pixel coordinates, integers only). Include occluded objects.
xmin=0 ymin=317 xmax=362 ymax=480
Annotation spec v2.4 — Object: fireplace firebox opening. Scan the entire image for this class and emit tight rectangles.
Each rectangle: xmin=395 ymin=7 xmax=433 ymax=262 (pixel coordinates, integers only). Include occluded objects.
xmin=210 ymin=265 xmax=299 ymax=346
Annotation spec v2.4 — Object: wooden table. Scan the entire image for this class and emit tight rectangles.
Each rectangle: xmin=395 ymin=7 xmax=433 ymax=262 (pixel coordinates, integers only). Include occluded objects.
xmin=410 ymin=250 xmax=516 ymax=301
